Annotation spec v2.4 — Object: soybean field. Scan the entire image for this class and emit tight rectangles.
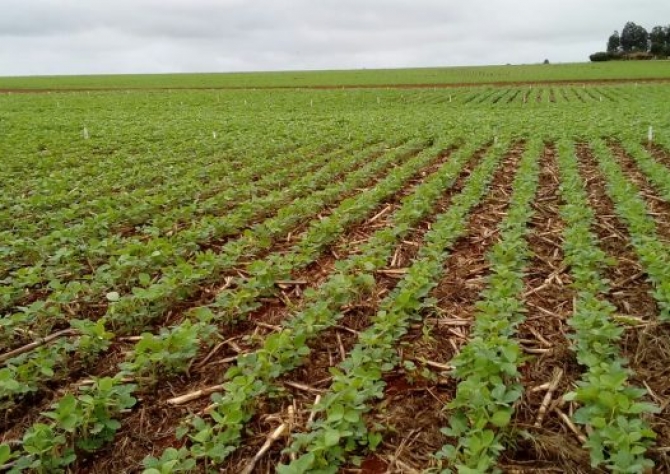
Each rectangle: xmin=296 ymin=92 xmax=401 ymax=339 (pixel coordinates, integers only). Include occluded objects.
xmin=1 ymin=81 xmax=670 ymax=473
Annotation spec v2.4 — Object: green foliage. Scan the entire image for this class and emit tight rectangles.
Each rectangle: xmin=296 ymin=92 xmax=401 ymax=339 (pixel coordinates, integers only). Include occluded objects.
xmin=0 ymin=319 xmax=113 ymax=403
xmin=8 ymin=376 xmax=136 ymax=473
xmin=621 ymin=22 xmax=649 ymax=53
xmin=436 ymin=140 xmax=542 ymax=473
xmin=10 ymin=424 xmax=74 ymax=474
xmin=649 ymin=26 xmax=668 ymax=56
xmin=593 ymin=22 xmax=670 ymax=60
xmin=142 ymin=448 xmax=196 ymax=474
xmin=120 ymin=316 xmax=217 ymax=382
xmin=608 ymin=31 xmax=621 ymax=53
xmin=590 ymin=52 xmax=618 ymax=62
xmin=279 ymin=140 xmax=510 ymax=472
xmin=2 ymin=79 xmax=670 ymax=472
xmin=0 ymin=344 xmax=67 ymax=401
xmin=557 ymin=140 xmax=658 ymax=472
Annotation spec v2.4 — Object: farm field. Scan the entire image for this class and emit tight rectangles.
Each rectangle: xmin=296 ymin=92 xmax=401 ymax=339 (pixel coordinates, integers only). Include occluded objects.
xmin=0 ymin=61 xmax=670 ymax=90
xmin=1 ymin=81 xmax=670 ymax=474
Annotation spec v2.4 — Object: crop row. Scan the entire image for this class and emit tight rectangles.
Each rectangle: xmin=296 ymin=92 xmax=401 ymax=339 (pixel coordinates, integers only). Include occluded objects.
xmin=0 ymin=140 xmax=429 ymax=404
xmin=590 ymin=140 xmax=670 ymax=320
xmin=456 ymin=87 xmax=620 ymax=106
xmin=138 ymin=138 xmax=495 ymax=472
xmin=0 ymin=137 xmax=475 ymax=470
xmin=558 ymin=140 xmax=657 ymax=473
xmin=277 ymin=139 xmax=518 ymax=473
xmin=119 ymin=138 xmax=461 ymax=381
xmin=0 ymin=141 xmax=380 ymax=312
xmin=0 ymin=118 xmax=339 ymax=230
xmin=435 ymin=140 xmax=542 ymax=472
xmin=1 ymin=140 xmax=316 ymax=237
xmin=0 ymin=140 xmax=357 ymax=273
xmin=620 ymin=141 xmax=670 ymax=206
xmin=0 ymin=140 xmax=412 ymax=344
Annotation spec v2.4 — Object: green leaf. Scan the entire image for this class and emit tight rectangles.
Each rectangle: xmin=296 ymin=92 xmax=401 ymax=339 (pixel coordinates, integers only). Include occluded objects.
xmin=277 ymin=452 xmax=316 ymax=474
xmin=368 ymin=432 xmax=383 ymax=450
xmin=324 ymin=429 xmax=341 ymax=447
xmin=0 ymin=445 xmax=11 ymax=465
xmin=490 ymin=409 xmax=512 ymax=428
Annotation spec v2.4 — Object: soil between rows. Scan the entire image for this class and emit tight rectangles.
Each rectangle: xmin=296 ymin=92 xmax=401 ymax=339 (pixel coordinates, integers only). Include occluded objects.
xmin=645 ymin=143 xmax=670 ymax=168
xmin=604 ymin=142 xmax=670 ymax=471
xmin=500 ymin=145 xmax=588 ymax=472
xmin=576 ymin=144 xmax=658 ymax=323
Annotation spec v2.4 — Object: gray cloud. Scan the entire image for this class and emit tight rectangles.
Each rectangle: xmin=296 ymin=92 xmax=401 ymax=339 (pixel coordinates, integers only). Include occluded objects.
xmin=0 ymin=0 xmax=667 ymax=75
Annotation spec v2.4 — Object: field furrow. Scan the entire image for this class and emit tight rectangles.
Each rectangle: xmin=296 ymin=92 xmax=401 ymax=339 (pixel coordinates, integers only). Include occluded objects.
xmin=499 ymin=143 xmax=584 ymax=471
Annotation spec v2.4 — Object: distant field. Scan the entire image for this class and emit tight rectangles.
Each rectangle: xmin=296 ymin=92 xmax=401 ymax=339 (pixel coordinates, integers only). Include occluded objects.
xmin=1 ymin=61 xmax=669 ymax=90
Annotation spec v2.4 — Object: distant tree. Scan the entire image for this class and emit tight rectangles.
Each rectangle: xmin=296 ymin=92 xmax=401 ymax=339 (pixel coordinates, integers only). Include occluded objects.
xmin=590 ymin=52 xmax=612 ymax=62
xmin=650 ymin=26 xmax=666 ymax=55
xmin=621 ymin=22 xmax=649 ymax=52
xmin=590 ymin=22 xmax=670 ymax=61
xmin=543 ymin=59 xmax=550 ymax=64
xmin=607 ymin=31 xmax=621 ymax=53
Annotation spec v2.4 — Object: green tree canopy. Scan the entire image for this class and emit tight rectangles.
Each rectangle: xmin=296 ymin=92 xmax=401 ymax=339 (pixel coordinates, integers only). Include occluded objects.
xmin=591 ymin=22 xmax=669 ymax=61
xmin=607 ymin=31 xmax=621 ymax=53
xmin=621 ymin=22 xmax=649 ymax=52
xmin=650 ymin=26 xmax=665 ymax=55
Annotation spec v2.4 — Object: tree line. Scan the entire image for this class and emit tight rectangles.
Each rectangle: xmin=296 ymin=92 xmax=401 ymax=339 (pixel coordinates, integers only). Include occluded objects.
xmin=590 ymin=22 xmax=670 ymax=62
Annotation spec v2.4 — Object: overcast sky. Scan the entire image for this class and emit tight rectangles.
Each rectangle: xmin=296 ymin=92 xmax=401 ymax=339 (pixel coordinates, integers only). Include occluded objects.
xmin=0 ymin=0 xmax=667 ymax=76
